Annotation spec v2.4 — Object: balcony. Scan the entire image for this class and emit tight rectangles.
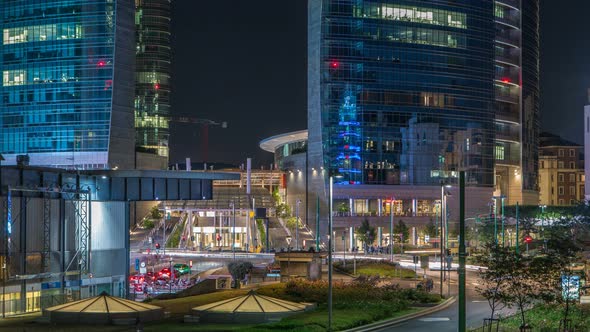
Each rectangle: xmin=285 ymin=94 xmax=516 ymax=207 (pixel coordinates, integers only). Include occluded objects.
xmin=496 ymin=0 xmax=520 ymax=10
xmin=495 ymin=13 xmax=520 ymax=28
xmin=495 ymin=110 xmax=519 ymax=124
xmin=495 ymin=53 xmax=520 ymax=67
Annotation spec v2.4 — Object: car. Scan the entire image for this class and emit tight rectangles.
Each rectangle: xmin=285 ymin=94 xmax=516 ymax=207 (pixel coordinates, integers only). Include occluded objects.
xmin=133 ymin=283 xmax=144 ymax=293
xmin=158 ymin=268 xmax=179 ymax=279
xmin=173 ymin=263 xmax=191 ymax=275
xmin=129 ymin=274 xmax=145 ymax=284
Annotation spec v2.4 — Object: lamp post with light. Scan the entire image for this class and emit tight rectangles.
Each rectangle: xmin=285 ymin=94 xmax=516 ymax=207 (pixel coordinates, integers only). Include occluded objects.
xmin=285 ymin=236 xmax=292 ymax=275
xmin=328 ymin=176 xmax=333 ymax=331
xmin=295 ymin=199 xmax=301 ymax=250
xmin=539 ymin=204 xmax=547 ymax=251
xmin=0 ymin=153 xmax=4 ymax=318
xmin=230 ymin=200 xmax=236 ymax=260
xmin=169 ymin=257 xmax=173 ymax=293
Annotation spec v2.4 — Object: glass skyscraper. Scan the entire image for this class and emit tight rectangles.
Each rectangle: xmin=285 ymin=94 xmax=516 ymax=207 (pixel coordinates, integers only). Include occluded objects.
xmin=308 ymin=0 xmax=496 ymax=188
xmin=134 ymin=0 xmax=171 ymax=160
xmin=493 ymin=0 xmax=540 ymax=205
xmin=0 ymin=0 xmax=136 ymax=169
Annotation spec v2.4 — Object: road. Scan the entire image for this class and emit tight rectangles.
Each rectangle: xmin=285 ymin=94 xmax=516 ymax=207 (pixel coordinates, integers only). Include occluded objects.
xmin=379 ymin=298 xmax=499 ymax=331
xmin=377 ymin=270 xmax=515 ymax=332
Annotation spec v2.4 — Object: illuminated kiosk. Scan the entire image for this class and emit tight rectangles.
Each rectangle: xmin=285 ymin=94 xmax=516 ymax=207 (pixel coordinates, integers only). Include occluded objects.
xmin=190 ymin=290 xmax=314 ymax=324
xmin=43 ymin=291 xmax=163 ymax=325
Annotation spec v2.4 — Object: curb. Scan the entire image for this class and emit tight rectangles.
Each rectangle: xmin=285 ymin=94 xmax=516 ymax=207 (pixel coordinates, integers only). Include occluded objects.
xmin=342 ymin=296 xmax=457 ymax=332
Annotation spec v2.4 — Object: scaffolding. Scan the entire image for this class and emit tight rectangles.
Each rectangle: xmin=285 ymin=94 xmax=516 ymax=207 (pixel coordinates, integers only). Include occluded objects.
xmin=5 ymin=185 xmax=91 ymax=276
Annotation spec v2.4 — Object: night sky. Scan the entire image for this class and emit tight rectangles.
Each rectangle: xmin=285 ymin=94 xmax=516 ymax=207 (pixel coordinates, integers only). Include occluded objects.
xmin=170 ymin=0 xmax=590 ymax=167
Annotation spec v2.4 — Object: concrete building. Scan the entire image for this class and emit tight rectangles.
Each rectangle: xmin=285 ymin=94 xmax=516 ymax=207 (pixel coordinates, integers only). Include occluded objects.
xmin=538 ymin=133 xmax=584 ymax=206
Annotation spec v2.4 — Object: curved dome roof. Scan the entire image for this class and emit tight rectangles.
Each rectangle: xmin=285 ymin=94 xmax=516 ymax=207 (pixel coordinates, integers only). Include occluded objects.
xmin=45 ymin=292 xmax=161 ymax=313
xmin=44 ymin=292 xmax=164 ymax=325
xmin=193 ymin=290 xmax=306 ymax=313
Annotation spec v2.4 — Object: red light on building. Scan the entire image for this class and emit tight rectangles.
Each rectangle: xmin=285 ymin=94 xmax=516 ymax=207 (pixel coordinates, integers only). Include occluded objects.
xmin=97 ymin=60 xmax=105 ymax=67
xmin=331 ymin=61 xmax=339 ymax=68
xmin=154 ymin=83 xmax=160 ymax=90
xmin=524 ymin=235 xmax=533 ymax=244
xmin=344 ymin=145 xmax=349 ymax=149
xmin=501 ymin=77 xmax=510 ymax=83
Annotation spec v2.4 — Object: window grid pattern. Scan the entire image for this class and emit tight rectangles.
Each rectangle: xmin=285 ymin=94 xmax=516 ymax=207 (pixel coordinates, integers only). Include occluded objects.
xmin=320 ymin=0 xmax=495 ymax=186
xmin=1 ymin=1 xmax=117 ymax=157
xmin=134 ymin=0 xmax=171 ymax=158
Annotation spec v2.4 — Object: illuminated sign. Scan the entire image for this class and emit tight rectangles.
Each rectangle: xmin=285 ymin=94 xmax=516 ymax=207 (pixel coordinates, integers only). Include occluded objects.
xmin=561 ymin=275 xmax=580 ymax=300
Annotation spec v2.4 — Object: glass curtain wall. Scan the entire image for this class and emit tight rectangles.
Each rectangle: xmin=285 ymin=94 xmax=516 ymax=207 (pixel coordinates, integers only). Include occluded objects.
xmin=0 ymin=0 xmax=121 ymax=168
xmin=320 ymin=0 xmax=495 ymax=186
xmin=134 ymin=0 xmax=171 ymax=158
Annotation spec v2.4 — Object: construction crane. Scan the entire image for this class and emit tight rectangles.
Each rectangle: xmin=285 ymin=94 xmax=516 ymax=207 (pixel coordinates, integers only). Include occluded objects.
xmin=168 ymin=116 xmax=228 ymax=162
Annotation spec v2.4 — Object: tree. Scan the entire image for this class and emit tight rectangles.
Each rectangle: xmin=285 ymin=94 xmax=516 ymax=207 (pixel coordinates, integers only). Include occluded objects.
xmin=502 ymin=252 xmax=535 ymax=330
xmin=285 ymin=216 xmax=301 ymax=231
xmin=356 ymin=219 xmax=376 ymax=251
xmin=532 ymin=217 xmax=581 ymax=329
xmin=337 ymin=202 xmax=349 ymax=213
xmin=271 ymin=187 xmax=281 ymax=205
xmin=150 ymin=206 xmax=162 ymax=220
xmin=473 ymin=243 xmax=512 ymax=326
xmin=394 ymin=220 xmax=409 ymax=243
xmin=276 ymin=203 xmax=292 ymax=219
xmin=423 ymin=220 xmax=437 ymax=237
xmin=227 ymin=261 xmax=253 ymax=289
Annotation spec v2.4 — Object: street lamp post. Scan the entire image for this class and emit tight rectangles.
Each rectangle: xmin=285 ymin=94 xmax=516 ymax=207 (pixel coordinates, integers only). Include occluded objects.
xmin=169 ymin=257 xmax=173 ymax=293
xmin=389 ymin=200 xmax=394 ymax=262
xmin=440 ymin=185 xmax=444 ymax=297
xmin=231 ymin=201 xmax=236 ymax=260
xmin=328 ymin=176 xmax=334 ymax=331
xmin=501 ymin=196 xmax=505 ymax=246
xmin=516 ymin=202 xmax=520 ymax=255
xmin=296 ymin=199 xmax=301 ymax=251
xmin=343 ymin=230 xmax=346 ymax=267
xmin=492 ymin=195 xmax=506 ymax=245
xmin=286 ymin=236 xmax=292 ymax=275
xmin=0 ymin=153 xmax=4 ymax=318
xmin=540 ymin=204 xmax=547 ymax=251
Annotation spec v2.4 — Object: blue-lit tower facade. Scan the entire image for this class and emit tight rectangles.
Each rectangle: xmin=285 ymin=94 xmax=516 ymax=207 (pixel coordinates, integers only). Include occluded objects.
xmin=0 ymin=0 xmax=136 ymax=169
xmin=309 ymin=0 xmax=496 ymax=187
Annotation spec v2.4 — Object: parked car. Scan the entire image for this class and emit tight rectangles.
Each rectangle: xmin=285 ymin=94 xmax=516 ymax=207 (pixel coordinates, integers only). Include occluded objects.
xmin=158 ymin=267 xmax=179 ymax=279
xmin=173 ymin=263 xmax=190 ymax=275
xmin=145 ymin=271 xmax=155 ymax=281
xmin=129 ymin=274 xmax=145 ymax=284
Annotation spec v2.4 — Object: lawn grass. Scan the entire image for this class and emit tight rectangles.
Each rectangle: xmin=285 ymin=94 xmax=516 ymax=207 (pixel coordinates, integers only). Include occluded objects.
xmin=497 ymin=303 xmax=590 ymax=331
xmin=334 ymin=260 xmax=416 ymax=278
xmin=142 ymin=305 xmax=421 ymax=332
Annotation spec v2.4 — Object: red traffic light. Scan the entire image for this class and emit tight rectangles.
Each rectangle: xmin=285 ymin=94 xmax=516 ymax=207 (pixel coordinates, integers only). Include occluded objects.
xmin=155 ymin=243 xmax=160 ymax=249
xmin=524 ymin=235 xmax=533 ymax=244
